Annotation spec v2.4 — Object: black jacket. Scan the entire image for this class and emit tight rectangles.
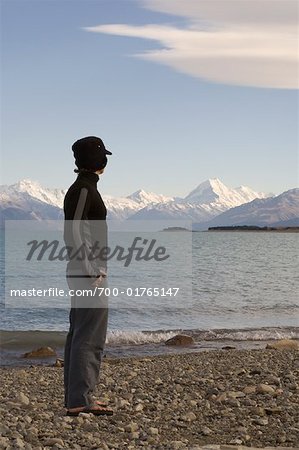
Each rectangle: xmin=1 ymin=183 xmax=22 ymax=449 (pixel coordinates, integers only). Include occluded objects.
xmin=63 ymin=171 xmax=108 ymax=279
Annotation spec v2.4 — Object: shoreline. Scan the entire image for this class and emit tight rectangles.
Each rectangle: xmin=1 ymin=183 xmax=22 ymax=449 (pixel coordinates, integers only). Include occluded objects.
xmin=207 ymin=226 xmax=299 ymax=232
xmin=1 ymin=348 xmax=298 ymax=449
xmin=1 ymin=325 xmax=299 ymax=367
xmin=1 ymin=337 xmax=299 ymax=368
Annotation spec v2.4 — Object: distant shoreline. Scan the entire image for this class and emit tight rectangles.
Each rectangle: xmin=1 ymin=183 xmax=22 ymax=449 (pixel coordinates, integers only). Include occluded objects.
xmin=208 ymin=226 xmax=299 ymax=232
xmin=161 ymin=225 xmax=299 ymax=232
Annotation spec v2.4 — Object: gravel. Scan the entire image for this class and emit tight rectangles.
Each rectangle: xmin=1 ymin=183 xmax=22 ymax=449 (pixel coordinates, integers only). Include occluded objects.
xmin=0 ymin=348 xmax=298 ymax=449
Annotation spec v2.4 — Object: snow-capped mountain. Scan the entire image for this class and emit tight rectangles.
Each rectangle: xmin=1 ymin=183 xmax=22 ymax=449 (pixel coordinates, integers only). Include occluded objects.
xmin=184 ymin=178 xmax=266 ymax=207
xmin=129 ymin=178 xmax=269 ymax=222
xmin=0 ymin=179 xmax=175 ymax=223
xmin=103 ymin=189 xmax=174 ymax=220
xmin=128 ymin=200 xmax=223 ymax=222
xmin=127 ymin=189 xmax=173 ymax=206
xmin=0 ymin=177 xmax=273 ymax=226
xmin=195 ymin=188 xmax=299 ymax=229
xmin=0 ymin=179 xmax=66 ymax=209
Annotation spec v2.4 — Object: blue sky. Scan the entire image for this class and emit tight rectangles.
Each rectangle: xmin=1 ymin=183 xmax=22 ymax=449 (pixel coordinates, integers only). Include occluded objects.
xmin=1 ymin=0 xmax=298 ymax=197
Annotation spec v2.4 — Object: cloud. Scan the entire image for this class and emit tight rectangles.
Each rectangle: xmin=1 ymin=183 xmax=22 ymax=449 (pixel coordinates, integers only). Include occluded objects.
xmin=84 ymin=0 xmax=298 ymax=89
xmin=142 ymin=0 xmax=298 ymax=27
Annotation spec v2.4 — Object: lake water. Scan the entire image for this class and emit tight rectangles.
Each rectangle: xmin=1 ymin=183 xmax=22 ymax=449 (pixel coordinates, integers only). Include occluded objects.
xmin=1 ymin=230 xmax=298 ymax=364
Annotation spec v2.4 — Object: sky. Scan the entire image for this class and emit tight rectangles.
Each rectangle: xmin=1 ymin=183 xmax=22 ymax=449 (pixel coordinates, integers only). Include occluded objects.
xmin=1 ymin=0 xmax=298 ymax=197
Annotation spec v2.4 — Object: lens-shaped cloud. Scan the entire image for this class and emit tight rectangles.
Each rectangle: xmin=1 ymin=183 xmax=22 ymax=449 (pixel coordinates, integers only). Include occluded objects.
xmin=84 ymin=0 xmax=298 ymax=89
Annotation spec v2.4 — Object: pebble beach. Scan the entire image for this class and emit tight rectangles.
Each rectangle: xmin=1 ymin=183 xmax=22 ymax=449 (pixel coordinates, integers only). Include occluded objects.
xmin=0 ymin=348 xmax=298 ymax=450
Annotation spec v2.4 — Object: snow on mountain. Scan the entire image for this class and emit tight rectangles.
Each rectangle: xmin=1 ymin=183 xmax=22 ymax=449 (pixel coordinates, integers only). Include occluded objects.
xmin=0 ymin=177 xmax=272 ymax=224
xmin=234 ymin=185 xmax=269 ymax=204
xmin=0 ymin=179 xmax=64 ymax=225
xmin=0 ymin=179 xmax=174 ymax=222
xmin=102 ymin=189 xmax=174 ymax=220
xmin=184 ymin=178 xmax=267 ymax=208
xmin=127 ymin=189 xmax=174 ymax=206
xmin=130 ymin=178 xmax=268 ymax=222
xmin=0 ymin=179 xmax=66 ymax=209
xmin=195 ymin=188 xmax=299 ymax=229
xmin=102 ymin=195 xmax=141 ymax=220
xmin=128 ymin=200 xmax=224 ymax=222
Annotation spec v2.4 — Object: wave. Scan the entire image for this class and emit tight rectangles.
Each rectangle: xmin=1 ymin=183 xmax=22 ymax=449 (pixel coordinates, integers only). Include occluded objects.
xmin=188 ymin=326 xmax=299 ymax=341
xmin=1 ymin=326 xmax=298 ymax=349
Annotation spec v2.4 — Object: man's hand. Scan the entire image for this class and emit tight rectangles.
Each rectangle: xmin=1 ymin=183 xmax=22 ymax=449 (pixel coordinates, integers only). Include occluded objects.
xmin=91 ymin=275 xmax=105 ymax=288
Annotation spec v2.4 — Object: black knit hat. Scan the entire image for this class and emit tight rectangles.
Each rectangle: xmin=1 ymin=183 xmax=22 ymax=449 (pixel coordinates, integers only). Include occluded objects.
xmin=72 ymin=136 xmax=112 ymax=171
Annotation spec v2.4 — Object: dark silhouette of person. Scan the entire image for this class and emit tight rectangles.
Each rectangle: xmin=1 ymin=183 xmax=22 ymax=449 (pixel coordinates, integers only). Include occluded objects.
xmin=63 ymin=136 xmax=113 ymax=416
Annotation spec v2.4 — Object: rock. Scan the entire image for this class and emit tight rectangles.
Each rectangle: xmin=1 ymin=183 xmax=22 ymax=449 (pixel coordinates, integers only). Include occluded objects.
xmin=125 ymin=422 xmax=139 ymax=433
xmin=129 ymin=371 xmax=138 ymax=377
xmin=62 ymin=416 xmax=73 ymax=423
xmin=24 ymin=444 xmax=33 ymax=450
xmin=129 ymin=431 xmax=140 ymax=439
xmin=171 ymin=441 xmax=185 ymax=449
xmin=227 ymin=390 xmax=245 ymax=398
xmin=201 ymin=426 xmax=212 ymax=436
xmin=175 ymin=384 xmax=184 ymax=393
xmin=16 ymin=392 xmax=30 ymax=406
xmin=2 ymin=346 xmax=298 ymax=449
xmin=149 ymin=427 xmax=159 ymax=435
xmin=13 ymin=437 xmax=25 ymax=448
xmin=253 ymin=407 xmax=266 ymax=416
xmin=216 ymin=393 xmax=227 ymax=402
xmin=181 ymin=411 xmax=196 ymax=422
xmin=23 ymin=347 xmax=57 ymax=358
xmin=243 ymin=385 xmax=256 ymax=394
xmin=78 ymin=412 xmax=92 ymax=418
xmin=265 ymin=407 xmax=282 ymax=415
xmin=277 ymin=434 xmax=287 ymax=443
xmin=0 ymin=424 xmax=9 ymax=435
xmin=253 ymin=417 xmax=269 ymax=426
xmin=27 ymin=426 xmax=38 ymax=435
xmin=242 ymin=434 xmax=251 ymax=442
xmin=256 ymin=383 xmax=275 ymax=394
xmin=237 ymin=426 xmax=248 ymax=435
xmin=242 ymin=398 xmax=256 ymax=406
xmin=226 ymin=398 xmax=240 ymax=407
xmin=134 ymin=403 xmax=143 ymax=411
xmin=222 ymin=345 xmax=236 ymax=350
xmin=43 ymin=438 xmax=64 ymax=446
xmin=53 ymin=358 xmax=64 ymax=367
xmin=117 ymin=398 xmax=130 ymax=408
xmin=206 ymin=387 xmax=219 ymax=397
xmin=165 ymin=334 xmax=195 ymax=346
xmin=266 ymin=339 xmax=299 ymax=350
xmin=23 ymin=415 xmax=32 ymax=424
xmin=267 ymin=375 xmax=281 ymax=385
xmin=229 ymin=438 xmax=243 ymax=445
xmin=0 ymin=437 xmax=10 ymax=448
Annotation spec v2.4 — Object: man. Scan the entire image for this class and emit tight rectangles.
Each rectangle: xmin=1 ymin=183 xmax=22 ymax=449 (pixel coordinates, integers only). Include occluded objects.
xmin=63 ymin=136 xmax=113 ymax=416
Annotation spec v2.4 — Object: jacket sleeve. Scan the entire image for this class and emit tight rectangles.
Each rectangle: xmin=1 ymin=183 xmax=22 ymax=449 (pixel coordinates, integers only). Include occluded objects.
xmin=64 ymin=186 xmax=104 ymax=279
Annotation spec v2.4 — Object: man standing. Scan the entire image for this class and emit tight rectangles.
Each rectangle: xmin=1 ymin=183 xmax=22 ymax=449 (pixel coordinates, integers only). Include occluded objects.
xmin=63 ymin=136 xmax=113 ymax=416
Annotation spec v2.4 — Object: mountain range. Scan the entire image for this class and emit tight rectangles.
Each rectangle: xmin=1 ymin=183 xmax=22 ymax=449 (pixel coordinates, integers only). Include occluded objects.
xmin=0 ymin=177 xmax=298 ymax=229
